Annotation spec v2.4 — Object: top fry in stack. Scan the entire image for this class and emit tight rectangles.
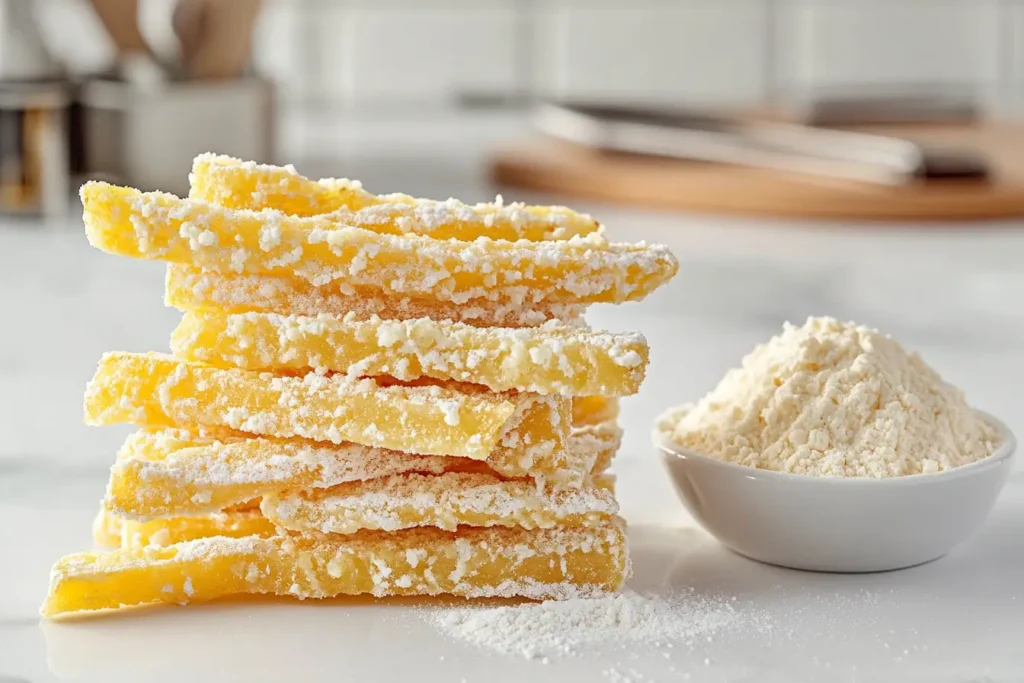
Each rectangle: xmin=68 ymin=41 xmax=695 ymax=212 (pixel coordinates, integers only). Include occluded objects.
xmin=189 ymin=153 xmax=601 ymax=240
xmin=81 ymin=183 xmax=677 ymax=305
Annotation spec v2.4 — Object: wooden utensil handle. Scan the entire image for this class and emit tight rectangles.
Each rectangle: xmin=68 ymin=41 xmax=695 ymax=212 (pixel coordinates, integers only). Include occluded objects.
xmin=174 ymin=0 xmax=262 ymax=80
xmin=86 ymin=0 xmax=148 ymax=54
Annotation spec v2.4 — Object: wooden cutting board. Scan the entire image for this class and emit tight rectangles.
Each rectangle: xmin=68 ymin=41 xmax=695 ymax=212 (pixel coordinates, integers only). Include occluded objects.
xmin=490 ymin=123 xmax=1024 ymax=220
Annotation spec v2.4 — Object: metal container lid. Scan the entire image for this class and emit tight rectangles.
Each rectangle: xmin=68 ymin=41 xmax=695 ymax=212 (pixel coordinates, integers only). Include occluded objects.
xmin=0 ymin=80 xmax=70 ymax=110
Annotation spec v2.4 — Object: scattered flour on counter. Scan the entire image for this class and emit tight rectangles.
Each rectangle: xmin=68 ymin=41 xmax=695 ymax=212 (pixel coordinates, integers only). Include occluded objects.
xmin=425 ymin=589 xmax=772 ymax=660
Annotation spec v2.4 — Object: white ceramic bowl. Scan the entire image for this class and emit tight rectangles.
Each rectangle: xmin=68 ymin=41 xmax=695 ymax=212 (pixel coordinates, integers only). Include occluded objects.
xmin=655 ymin=410 xmax=1017 ymax=573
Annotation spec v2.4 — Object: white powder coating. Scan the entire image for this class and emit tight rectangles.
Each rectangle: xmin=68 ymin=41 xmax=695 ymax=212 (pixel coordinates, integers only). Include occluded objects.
xmin=666 ymin=317 xmax=1004 ymax=477
xmin=261 ymin=470 xmax=618 ymax=535
xmin=166 ymin=264 xmax=588 ymax=329
xmin=428 ymin=589 xmax=770 ymax=660
xmin=436 ymin=399 xmax=461 ymax=426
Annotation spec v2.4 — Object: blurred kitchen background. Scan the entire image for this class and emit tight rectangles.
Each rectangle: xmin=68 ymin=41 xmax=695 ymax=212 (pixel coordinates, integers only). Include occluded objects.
xmin=6 ymin=0 xmax=1024 ymax=202
xmin=0 ymin=0 xmax=1022 ymax=477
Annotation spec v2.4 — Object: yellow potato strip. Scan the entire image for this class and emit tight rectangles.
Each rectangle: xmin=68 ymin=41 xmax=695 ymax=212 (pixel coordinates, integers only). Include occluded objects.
xmin=165 ymin=265 xmax=586 ymax=328
xmin=84 ymin=352 xmax=568 ymax=461
xmin=109 ymin=422 xmax=607 ymax=519
xmin=81 ymin=182 xmax=677 ymax=304
xmin=42 ymin=520 xmax=629 ymax=617
xmin=108 ymin=427 xmax=467 ymax=519
xmin=121 ymin=510 xmax=276 ymax=549
xmin=225 ymin=499 xmax=262 ymax=512
xmin=91 ymin=508 xmax=122 ymax=549
xmin=190 ymin=153 xmax=600 ymax=241
xmin=593 ymin=473 xmax=617 ymax=495
xmin=261 ymin=471 xmax=618 ymax=535
xmin=574 ymin=396 xmax=620 ymax=427
xmin=171 ymin=310 xmax=648 ymax=396
xmin=575 ymin=421 xmax=624 ymax=474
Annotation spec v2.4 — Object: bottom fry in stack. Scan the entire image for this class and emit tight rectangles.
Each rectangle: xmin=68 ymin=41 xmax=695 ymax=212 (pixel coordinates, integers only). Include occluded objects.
xmin=44 ymin=518 xmax=629 ymax=617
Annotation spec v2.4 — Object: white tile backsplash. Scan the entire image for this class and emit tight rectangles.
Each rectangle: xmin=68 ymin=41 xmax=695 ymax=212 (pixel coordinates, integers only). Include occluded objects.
xmin=786 ymin=2 xmax=1000 ymax=88
xmin=1012 ymin=2 xmax=1024 ymax=108
xmin=322 ymin=5 xmax=519 ymax=106
xmin=252 ymin=0 xmax=303 ymax=97
xmin=534 ymin=4 xmax=769 ymax=106
xmin=29 ymin=0 xmax=1024 ymax=113
xmin=34 ymin=0 xmax=114 ymax=75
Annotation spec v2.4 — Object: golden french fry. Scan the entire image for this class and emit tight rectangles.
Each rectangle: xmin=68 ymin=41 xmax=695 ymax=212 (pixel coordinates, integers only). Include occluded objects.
xmin=84 ymin=352 xmax=569 ymax=462
xmin=225 ymin=499 xmax=262 ymax=512
xmin=593 ymin=473 xmax=617 ymax=494
xmin=120 ymin=510 xmax=276 ymax=549
xmin=95 ymin=497 xmax=269 ymax=549
xmin=81 ymin=182 xmax=677 ymax=305
xmin=91 ymin=507 xmax=122 ymax=549
xmin=190 ymin=153 xmax=601 ymax=241
xmin=110 ymin=422 xmax=607 ymax=519
xmin=165 ymin=265 xmax=586 ymax=328
xmin=171 ymin=310 xmax=647 ymax=396
xmin=42 ymin=519 xmax=629 ymax=617
xmin=576 ymin=421 xmax=623 ymax=474
xmin=574 ymin=396 xmax=620 ymax=427
xmin=261 ymin=471 xmax=617 ymax=535
xmin=108 ymin=427 xmax=465 ymax=518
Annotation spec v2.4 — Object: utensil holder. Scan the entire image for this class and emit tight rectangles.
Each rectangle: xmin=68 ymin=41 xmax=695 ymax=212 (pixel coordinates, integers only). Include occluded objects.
xmin=79 ymin=76 xmax=275 ymax=196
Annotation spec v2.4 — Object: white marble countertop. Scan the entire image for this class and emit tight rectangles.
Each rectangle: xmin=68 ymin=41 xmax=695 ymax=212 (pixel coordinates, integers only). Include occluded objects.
xmin=1 ymin=121 xmax=1023 ymax=682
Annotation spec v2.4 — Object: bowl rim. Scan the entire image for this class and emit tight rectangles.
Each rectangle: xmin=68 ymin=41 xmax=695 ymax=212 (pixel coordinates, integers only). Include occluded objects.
xmin=654 ymin=409 xmax=1017 ymax=486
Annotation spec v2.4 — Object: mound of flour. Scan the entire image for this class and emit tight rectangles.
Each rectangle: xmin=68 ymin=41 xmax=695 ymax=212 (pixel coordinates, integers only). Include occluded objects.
xmin=666 ymin=316 xmax=1003 ymax=477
